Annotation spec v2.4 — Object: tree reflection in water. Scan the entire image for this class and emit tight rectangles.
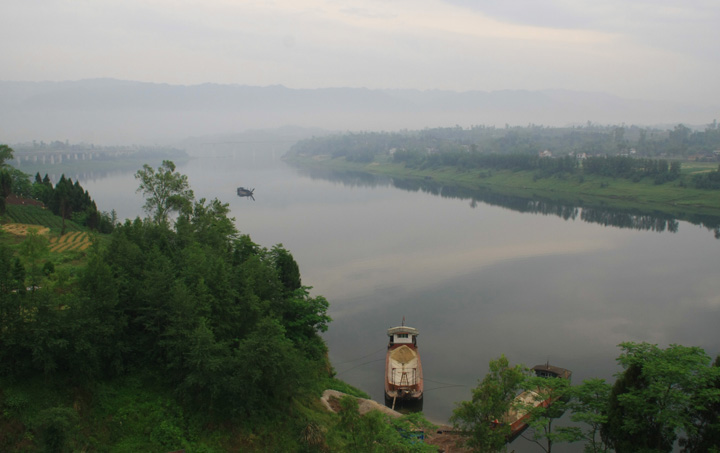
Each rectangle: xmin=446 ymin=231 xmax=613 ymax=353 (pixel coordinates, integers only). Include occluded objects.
xmin=296 ymin=166 xmax=720 ymax=239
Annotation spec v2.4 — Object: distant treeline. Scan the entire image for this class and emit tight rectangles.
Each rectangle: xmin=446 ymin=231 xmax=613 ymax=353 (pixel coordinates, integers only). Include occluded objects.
xmin=290 ymin=122 xmax=720 ymax=161
xmin=582 ymin=156 xmax=681 ymax=183
xmin=13 ymin=140 xmax=188 ymax=157
xmin=289 ymin=123 xmax=720 ymax=188
xmin=394 ymin=151 xmax=688 ymax=186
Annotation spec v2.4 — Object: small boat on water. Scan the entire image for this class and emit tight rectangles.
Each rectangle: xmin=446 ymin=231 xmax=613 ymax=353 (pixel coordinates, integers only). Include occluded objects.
xmin=237 ymin=187 xmax=255 ymax=200
xmin=505 ymin=364 xmax=572 ymax=440
xmin=385 ymin=322 xmax=423 ymax=407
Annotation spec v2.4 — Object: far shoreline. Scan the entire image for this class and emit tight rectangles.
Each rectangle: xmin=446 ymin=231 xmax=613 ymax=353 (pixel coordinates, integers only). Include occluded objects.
xmin=285 ymin=154 xmax=720 ymax=228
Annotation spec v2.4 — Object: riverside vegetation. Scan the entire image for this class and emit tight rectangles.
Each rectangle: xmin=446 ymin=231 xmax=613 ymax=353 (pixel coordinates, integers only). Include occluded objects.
xmin=453 ymin=347 xmax=720 ymax=453
xmin=285 ymin=123 xmax=720 ymax=221
xmin=1 ymin=144 xmax=719 ymax=452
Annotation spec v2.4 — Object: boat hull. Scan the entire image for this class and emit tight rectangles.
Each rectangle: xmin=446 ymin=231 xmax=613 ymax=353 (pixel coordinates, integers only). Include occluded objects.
xmin=504 ymin=364 xmax=572 ymax=441
xmin=384 ymin=343 xmax=423 ymax=402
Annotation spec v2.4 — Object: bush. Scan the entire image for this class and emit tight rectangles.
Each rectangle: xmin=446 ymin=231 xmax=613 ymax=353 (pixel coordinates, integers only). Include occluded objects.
xmin=35 ymin=407 xmax=79 ymax=453
xmin=42 ymin=261 xmax=55 ymax=276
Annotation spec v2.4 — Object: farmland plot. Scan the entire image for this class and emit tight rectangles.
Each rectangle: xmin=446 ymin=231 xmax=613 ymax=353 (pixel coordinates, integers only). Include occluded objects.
xmin=49 ymin=232 xmax=92 ymax=252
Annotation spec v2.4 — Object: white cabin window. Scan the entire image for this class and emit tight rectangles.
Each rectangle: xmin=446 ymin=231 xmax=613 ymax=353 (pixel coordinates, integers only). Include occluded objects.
xmin=393 ymin=333 xmax=413 ymax=344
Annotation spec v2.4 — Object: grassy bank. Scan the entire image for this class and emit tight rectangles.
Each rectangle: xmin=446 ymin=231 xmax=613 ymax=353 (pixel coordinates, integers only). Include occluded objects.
xmin=286 ymin=155 xmax=720 ymax=219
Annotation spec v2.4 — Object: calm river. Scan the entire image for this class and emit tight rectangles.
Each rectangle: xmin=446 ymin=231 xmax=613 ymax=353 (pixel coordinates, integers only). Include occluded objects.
xmin=58 ymin=146 xmax=720 ymax=451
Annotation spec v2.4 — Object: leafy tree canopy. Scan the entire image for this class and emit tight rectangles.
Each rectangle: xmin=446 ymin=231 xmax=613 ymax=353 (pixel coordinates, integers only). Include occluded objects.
xmin=0 ymin=144 xmax=14 ymax=167
xmin=135 ymin=160 xmax=194 ymax=225
xmin=603 ymin=342 xmax=720 ymax=453
xmin=451 ymin=355 xmax=529 ymax=452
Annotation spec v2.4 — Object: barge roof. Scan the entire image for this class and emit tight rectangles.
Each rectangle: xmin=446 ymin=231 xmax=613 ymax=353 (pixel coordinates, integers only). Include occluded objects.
xmin=387 ymin=326 xmax=419 ymax=336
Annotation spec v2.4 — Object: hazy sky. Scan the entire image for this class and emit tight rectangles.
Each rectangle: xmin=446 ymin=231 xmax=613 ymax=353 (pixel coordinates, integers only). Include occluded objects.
xmin=3 ymin=0 xmax=719 ymax=103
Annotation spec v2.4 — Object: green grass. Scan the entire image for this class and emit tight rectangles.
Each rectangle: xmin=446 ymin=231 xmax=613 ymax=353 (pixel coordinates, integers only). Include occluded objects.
xmin=324 ymin=378 xmax=371 ymax=399
xmin=679 ymin=161 xmax=719 ymax=176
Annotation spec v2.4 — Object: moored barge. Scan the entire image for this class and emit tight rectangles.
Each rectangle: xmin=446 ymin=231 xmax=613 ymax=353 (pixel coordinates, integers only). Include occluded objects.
xmin=385 ymin=323 xmax=423 ymax=406
xmin=505 ymin=364 xmax=572 ymax=440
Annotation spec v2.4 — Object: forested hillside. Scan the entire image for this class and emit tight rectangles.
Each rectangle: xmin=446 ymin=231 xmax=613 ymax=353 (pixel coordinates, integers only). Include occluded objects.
xmin=0 ymin=155 xmax=440 ymax=451
xmin=0 ymin=162 xmax=319 ymax=449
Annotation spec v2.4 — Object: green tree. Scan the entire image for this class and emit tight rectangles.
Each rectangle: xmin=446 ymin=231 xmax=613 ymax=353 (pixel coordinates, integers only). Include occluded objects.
xmin=18 ymin=228 xmax=49 ymax=291
xmin=569 ymin=378 xmax=612 ymax=453
xmin=75 ymin=245 xmax=126 ymax=378
xmin=281 ymin=287 xmax=330 ymax=359
xmin=0 ymin=150 xmax=23 ymax=214
xmin=35 ymin=406 xmax=79 ymax=452
xmin=451 ymin=355 xmax=528 ymax=452
xmin=6 ymin=168 xmax=33 ymax=198
xmin=31 ymin=173 xmax=54 ymax=205
xmin=51 ymin=175 xmax=73 ymax=234
xmin=12 ymin=257 xmax=26 ymax=294
xmin=176 ymin=197 xmax=237 ymax=252
xmin=0 ymin=169 xmax=11 ymax=214
xmin=0 ymin=245 xmax=25 ymax=376
xmin=271 ymin=244 xmax=302 ymax=293
xmin=135 ymin=160 xmax=194 ymax=225
xmin=517 ymin=376 xmax=581 ymax=453
xmin=602 ymin=342 xmax=720 ymax=453
xmin=0 ymin=169 xmax=11 ymax=197
xmin=332 ymin=396 xmax=375 ymax=452
xmin=0 ymin=144 xmax=14 ymax=167
xmin=679 ymin=355 xmax=720 ymax=452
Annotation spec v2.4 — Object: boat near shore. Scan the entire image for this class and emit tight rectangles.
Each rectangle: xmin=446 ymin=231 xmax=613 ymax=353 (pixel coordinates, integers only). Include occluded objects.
xmin=385 ymin=323 xmax=423 ymax=409
xmin=505 ymin=364 xmax=572 ymax=441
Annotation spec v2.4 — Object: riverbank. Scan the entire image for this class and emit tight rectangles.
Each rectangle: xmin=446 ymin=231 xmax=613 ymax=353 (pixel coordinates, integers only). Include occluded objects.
xmin=285 ymin=155 xmax=720 ymax=220
xmin=321 ymin=390 xmax=468 ymax=452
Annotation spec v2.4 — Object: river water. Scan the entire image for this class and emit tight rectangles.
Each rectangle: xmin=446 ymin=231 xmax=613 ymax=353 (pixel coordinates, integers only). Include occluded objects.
xmin=62 ymin=146 xmax=720 ymax=451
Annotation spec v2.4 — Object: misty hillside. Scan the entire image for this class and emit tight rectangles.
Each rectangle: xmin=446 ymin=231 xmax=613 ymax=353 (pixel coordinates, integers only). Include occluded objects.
xmin=0 ymin=79 xmax=717 ymax=144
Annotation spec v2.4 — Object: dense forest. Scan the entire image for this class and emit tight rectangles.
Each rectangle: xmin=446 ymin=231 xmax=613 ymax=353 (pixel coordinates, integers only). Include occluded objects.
xmin=0 ymin=165 xmax=331 ymax=449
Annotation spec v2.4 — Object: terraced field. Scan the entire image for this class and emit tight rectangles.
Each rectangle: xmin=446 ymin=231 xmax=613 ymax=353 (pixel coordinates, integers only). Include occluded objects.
xmin=49 ymin=231 xmax=92 ymax=252
xmin=1 ymin=223 xmax=92 ymax=252
xmin=1 ymin=223 xmax=50 ymax=236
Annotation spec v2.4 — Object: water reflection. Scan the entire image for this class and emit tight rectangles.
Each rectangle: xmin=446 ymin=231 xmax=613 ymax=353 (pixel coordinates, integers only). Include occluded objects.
xmin=294 ymin=166 xmax=720 ymax=238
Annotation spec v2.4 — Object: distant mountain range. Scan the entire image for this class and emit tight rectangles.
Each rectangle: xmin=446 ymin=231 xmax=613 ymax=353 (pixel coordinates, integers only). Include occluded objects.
xmin=1 ymin=79 xmax=717 ymax=144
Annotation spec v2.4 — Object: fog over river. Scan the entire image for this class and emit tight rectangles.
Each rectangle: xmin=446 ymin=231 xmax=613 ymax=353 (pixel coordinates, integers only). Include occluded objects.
xmin=71 ymin=148 xmax=720 ymax=452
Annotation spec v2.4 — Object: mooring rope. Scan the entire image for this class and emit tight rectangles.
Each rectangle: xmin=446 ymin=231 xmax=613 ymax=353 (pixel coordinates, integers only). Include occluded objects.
xmin=422 ymin=377 xmax=467 ymax=392
xmin=336 ymin=357 xmax=386 ymax=375
xmin=334 ymin=346 xmax=387 ymax=365
xmin=424 ymin=384 xmax=466 ymax=392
